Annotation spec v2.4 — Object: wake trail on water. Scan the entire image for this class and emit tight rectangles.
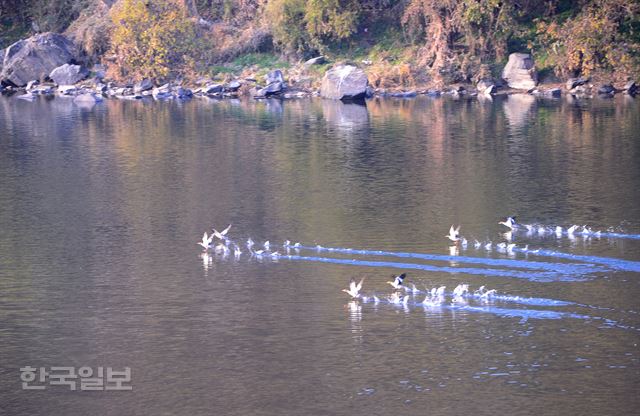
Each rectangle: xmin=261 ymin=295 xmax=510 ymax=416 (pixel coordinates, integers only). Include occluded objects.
xmin=285 ymin=254 xmax=586 ymax=282
xmin=352 ymin=294 xmax=637 ymax=330
xmin=511 ymin=247 xmax=640 ymax=272
xmin=292 ymin=242 xmax=640 ymax=274
xmin=295 ymin=244 xmax=603 ymax=275
xmin=514 ymin=223 xmax=640 ymax=241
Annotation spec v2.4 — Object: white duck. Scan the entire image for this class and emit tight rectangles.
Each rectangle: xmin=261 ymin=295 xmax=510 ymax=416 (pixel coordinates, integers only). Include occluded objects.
xmin=197 ymin=232 xmax=214 ymax=250
xmin=343 ymin=278 xmax=364 ymax=299
xmin=446 ymin=225 xmax=461 ymax=243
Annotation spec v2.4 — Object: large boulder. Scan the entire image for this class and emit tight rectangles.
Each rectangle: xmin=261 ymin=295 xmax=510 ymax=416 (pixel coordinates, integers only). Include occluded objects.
xmin=49 ymin=63 xmax=88 ymax=85
xmin=252 ymin=82 xmax=284 ymax=98
xmin=224 ymin=80 xmax=241 ymax=92
xmin=265 ymin=70 xmax=285 ymax=85
xmin=502 ymin=53 xmax=537 ymax=90
xmin=320 ymin=64 xmax=368 ymax=100
xmin=201 ymin=83 xmax=223 ymax=94
xmin=0 ymin=33 xmax=78 ymax=87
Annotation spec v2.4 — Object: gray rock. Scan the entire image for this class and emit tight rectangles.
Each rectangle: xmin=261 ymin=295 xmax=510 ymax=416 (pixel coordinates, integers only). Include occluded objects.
xmin=0 ymin=48 xmax=4 ymax=75
xmin=476 ymin=79 xmax=496 ymax=94
xmin=57 ymin=85 xmax=78 ymax=95
xmin=304 ymin=56 xmax=326 ymax=66
xmin=254 ymin=82 xmax=283 ymax=98
xmin=26 ymin=80 xmax=39 ymax=90
xmin=544 ymin=87 xmax=561 ymax=97
xmin=502 ymin=53 xmax=537 ymax=90
xmin=484 ymin=84 xmax=497 ymax=95
xmin=0 ymin=33 xmax=78 ymax=87
xmin=265 ymin=70 xmax=284 ymax=85
xmin=224 ymin=80 xmax=241 ymax=92
xmin=114 ymin=87 xmax=133 ymax=96
xmin=32 ymin=85 xmax=54 ymax=95
xmin=476 ymin=79 xmax=492 ymax=92
xmin=566 ymin=77 xmax=588 ymax=90
xmin=320 ymin=64 xmax=368 ymax=100
xmin=94 ymin=82 xmax=107 ymax=93
xmin=365 ymin=85 xmax=375 ymax=98
xmin=569 ymin=84 xmax=591 ymax=95
xmin=597 ymin=84 xmax=615 ymax=94
xmin=133 ymin=78 xmax=153 ymax=93
xmin=152 ymin=83 xmax=172 ymax=99
xmin=174 ymin=86 xmax=192 ymax=98
xmin=426 ymin=89 xmax=441 ymax=97
xmin=49 ymin=63 xmax=89 ymax=86
xmin=624 ymin=80 xmax=637 ymax=95
xmin=202 ymin=83 xmax=223 ymax=94
xmin=153 ymin=92 xmax=172 ymax=100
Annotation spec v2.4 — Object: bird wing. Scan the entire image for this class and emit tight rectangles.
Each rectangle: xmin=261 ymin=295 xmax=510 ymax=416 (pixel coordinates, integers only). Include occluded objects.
xmin=202 ymin=232 xmax=209 ymax=244
xmin=221 ymin=224 xmax=232 ymax=235
xmin=356 ymin=278 xmax=364 ymax=292
xmin=449 ymin=225 xmax=455 ymax=236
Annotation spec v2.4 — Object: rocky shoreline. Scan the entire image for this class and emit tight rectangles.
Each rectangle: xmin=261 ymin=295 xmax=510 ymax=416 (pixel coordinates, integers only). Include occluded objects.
xmin=1 ymin=33 xmax=638 ymax=105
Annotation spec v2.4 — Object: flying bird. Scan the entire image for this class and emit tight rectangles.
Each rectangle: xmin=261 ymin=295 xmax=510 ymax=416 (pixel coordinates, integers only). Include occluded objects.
xmin=446 ymin=225 xmax=461 ymax=242
xmin=197 ymin=232 xmax=214 ymax=250
xmin=212 ymin=224 xmax=232 ymax=241
xmin=387 ymin=273 xmax=407 ymax=290
xmin=453 ymin=284 xmax=469 ymax=297
xmin=343 ymin=278 xmax=364 ymax=299
xmin=499 ymin=216 xmax=517 ymax=229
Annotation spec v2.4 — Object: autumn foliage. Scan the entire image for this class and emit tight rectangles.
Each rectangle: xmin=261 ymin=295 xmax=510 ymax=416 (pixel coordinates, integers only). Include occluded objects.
xmin=1 ymin=0 xmax=638 ymax=83
xmin=108 ymin=0 xmax=203 ymax=80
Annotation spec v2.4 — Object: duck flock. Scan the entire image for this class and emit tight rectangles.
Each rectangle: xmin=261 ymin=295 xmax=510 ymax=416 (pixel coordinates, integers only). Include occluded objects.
xmin=196 ymin=217 xmax=640 ymax=329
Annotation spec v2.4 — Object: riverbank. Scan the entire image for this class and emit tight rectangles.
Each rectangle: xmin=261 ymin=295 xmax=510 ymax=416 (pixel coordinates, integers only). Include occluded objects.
xmin=0 ymin=30 xmax=637 ymax=103
xmin=1 ymin=56 xmax=637 ymax=104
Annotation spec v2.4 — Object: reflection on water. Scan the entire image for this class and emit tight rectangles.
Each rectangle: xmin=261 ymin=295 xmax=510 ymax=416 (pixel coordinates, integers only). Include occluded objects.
xmin=503 ymin=94 xmax=536 ymax=129
xmin=0 ymin=94 xmax=639 ymax=415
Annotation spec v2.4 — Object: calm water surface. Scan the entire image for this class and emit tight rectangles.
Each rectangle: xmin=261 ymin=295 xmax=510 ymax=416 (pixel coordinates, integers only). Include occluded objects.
xmin=0 ymin=93 xmax=639 ymax=415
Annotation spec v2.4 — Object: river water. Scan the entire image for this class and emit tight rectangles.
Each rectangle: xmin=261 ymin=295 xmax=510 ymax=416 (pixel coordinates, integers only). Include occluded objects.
xmin=0 ymin=93 xmax=639 ymax=415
